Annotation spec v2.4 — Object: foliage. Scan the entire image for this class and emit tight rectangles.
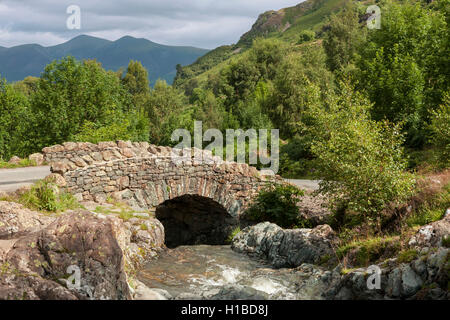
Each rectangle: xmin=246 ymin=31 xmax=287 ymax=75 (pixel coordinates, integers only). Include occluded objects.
xmin=245 ymin=184 xmax=308 ymax=228
xmin=357 ymin=0 xmax=449 ymax=147
xmin=18 ymin=179 xmax=80 ymax=213
xmin=429 ymin=94 xmax=450 ymax=168
xmin=121 ymin=60 xmax=150 ymax=110
xmin=0 ymin=78 xmax=31 ymax=159
xmin=323 ymin=3 xmax=365 ymax=73
xmin=226 ymin=226 xmax=241 ymax=244
xmin=27 ymin=57 xmax=147 ymax=152
xmin=297 ymin=30 xmax=316 ymax=44
xmin=305 ymin=82 xmax=416 ymax=227
xmin=145 ymin=79 xmax=192 ymax=145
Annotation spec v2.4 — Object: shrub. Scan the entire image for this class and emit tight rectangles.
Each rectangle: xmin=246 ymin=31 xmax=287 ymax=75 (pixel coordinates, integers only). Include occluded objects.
xmin=226 ymin=226 xmax=241 ymax=244
xmin=297 ymin=30 xmax=315 ymax=44
xmin=18 ymin=180 xmax=79 ymax=213
xmin=245 ymin=184 xmax=308 ymax=228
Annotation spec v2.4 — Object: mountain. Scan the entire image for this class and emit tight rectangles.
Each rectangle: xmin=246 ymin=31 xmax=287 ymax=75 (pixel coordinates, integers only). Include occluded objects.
xmin=174 ymin=0 xmax=347 ymax=88
xmin=0 ymin=35 xmax=209 ymax=84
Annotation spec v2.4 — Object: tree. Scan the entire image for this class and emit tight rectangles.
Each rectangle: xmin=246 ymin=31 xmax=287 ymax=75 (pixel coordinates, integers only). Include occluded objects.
xmin=145 ymin=79 xmax=191 ymax=145
xmin=28 ymin=57 xmax=147 ymax=151
xmin=323 ymin=4 xmax=365 ymax=73
xmin=0 ymin=78 xmax=30 ymax=159
xmin=121 ymin=60 xmax=150 ymax=110
xmin=305 ymin=82 xmax=416 ymax=228
xmin=358 ymin=1 xmax=448 ymax=147
xmin=429 ymin=93 xmax=450 ymax=168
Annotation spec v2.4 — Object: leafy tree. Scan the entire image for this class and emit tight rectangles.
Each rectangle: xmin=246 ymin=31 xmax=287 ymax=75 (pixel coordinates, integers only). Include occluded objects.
xmin=246 ymin=184 xmax=309 ymax=228
xmin=12 ymin=76 xmax=39 ymax=96
xmin=265 ymin=46 xmax=332 ymax=139
xmin=0 ymin=78 xmax=31 ymax=159
xmin=28 ymin=57 xmax=146 ymax=151
xmin=323 ymin=4 xmax=365 ymax=73
xmin=145 ymin=79 xmax=191 ymax=145
xmin=305 ymin=82 xmax=416 ymax=228
xmin=297 ymin=30 xmax=315 ymax=44
xmin=121 ymin=60 xmax=150 ymax=110
xmin=429 ymin=93 xmax=450 ymax=168
xmin=358 ymin=1 xmax=448 ymax=147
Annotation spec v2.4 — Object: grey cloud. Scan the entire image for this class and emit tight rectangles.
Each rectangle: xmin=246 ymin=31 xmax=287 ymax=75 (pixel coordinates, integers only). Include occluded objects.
xmin=0 ymin=0 xmax=302 ymax=48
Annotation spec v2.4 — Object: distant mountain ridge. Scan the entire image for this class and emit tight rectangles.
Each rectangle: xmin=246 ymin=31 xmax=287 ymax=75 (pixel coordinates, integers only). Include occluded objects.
xmin=0 ymin=35 xmax=209 ymax=84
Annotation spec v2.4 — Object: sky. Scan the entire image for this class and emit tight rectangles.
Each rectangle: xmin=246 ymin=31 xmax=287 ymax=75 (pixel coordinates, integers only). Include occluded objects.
xmin=0 ymin=0 xmax=303 ymax=49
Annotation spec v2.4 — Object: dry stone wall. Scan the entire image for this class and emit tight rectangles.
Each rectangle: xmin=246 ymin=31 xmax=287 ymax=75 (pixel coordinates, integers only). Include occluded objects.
xmin=42 ymin=141 xmax=280 ymax=218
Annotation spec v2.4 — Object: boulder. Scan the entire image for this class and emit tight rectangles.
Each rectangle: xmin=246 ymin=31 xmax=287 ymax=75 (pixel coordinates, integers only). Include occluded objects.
xmin=323 ymin=247 xmax=449 ymax=300
xmin=0 ymin=207 xmax=165 ymax=300
xmin=0 ymin=201 xmax=53 ymax=239
xmin=232 ymin=222 xmax=337 ymax=268
xmin=8 ymin=156 xmax=21 ymax=165
xmin=28 ymin=153 xmax=44 ymax=166
xmin=408 ymin=215 xmax=450 ymax=248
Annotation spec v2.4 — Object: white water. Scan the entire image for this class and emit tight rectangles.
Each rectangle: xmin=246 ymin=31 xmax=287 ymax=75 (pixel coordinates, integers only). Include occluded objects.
xmin=137 ymin=245 xmax=303 ymax=299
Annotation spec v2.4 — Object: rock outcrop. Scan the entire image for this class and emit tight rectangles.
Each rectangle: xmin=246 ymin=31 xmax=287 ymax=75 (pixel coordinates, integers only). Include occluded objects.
xmin=231 ymin=222 xmax=337 ymax=268
xmin=408 ymin=214 xmax=450 ymax=248
xmin=0 ymin=202 xmax=164 ymax=300
xmin=323 ymin=247 xmax=449 ymax=300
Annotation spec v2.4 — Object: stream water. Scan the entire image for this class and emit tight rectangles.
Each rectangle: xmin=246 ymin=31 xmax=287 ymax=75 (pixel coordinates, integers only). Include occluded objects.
xmin=137 ymin=245 xmax=325 ymax=300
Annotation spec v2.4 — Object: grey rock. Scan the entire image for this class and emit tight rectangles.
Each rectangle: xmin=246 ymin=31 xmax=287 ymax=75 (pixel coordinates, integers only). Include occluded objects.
xmin=232 ymin=222 xmax=336 ymax=267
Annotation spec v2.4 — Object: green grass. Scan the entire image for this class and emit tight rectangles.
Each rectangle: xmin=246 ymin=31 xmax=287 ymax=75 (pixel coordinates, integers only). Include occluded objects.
xmin=5 ymin=179 xmax=81 ymax=214
xmin=336 ymin=236 xmax=400 ymax=267
xmin=226 ymin=226 xmax=241 ymax=244
xmin=0 ymin=158 xmax=38 ymax=169
xmin=406 ymin=183 xmax=450 ymax=227
xmin=397 ymin=249 xmax=418 ymax=264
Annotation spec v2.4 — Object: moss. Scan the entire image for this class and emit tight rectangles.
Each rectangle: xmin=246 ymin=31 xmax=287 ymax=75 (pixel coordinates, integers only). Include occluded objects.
xmin=397 ymin=249 xmax=418 ymax=263
xmin=226 ymin=226 xmax=241 ymax=244
xmin=337 ymin=236 xmax=400 ymax=267
xmin=341 ymin=268 xmax=357 ymax=275
xmin=140 ymin=223 xmax=148 ymax=231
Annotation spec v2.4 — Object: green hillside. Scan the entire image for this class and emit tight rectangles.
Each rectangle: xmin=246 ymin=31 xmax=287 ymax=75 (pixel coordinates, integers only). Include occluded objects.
xmin=174 ymin=0 xmax=349 ymax=89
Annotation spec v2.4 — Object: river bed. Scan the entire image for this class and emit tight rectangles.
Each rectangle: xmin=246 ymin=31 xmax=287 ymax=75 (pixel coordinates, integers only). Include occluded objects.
xmin=137 ymin=245 xmax=326 ymax=300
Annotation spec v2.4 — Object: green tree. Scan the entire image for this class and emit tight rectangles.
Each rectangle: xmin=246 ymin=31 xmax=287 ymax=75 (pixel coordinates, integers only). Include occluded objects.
xmin=358 ymin=1 xmax=448 ymax=146
xmin=305 ymin=82 xmax=416 ymax=228
xmin=323 ymin=4 xmax=365 ymax=73
xmin=28 ymin=57 xmax=147 ymax=151
xmin=145 ymin=79 xmax=191 ymax=145
xmin=429 ymin=93 xmax=450 ymax=168
xmin=121 ymin=60 xmax=150 ymax=110
xmin=0 ymin=78 xmax=30 ymax=159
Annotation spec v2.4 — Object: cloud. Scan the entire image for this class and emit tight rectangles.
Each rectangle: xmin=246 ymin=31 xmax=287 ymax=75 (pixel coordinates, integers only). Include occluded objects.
xmin=0 ymin=0 xmax=303 ymax=48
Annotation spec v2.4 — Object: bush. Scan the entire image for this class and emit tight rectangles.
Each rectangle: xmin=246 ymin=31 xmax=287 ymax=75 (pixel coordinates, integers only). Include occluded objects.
xmin=245 ymin=184 xmax=308 ymax=228
xmin=297 ymin=30 xmax=315 ymax=44
xmin=18 ymin=180 xmax=79 ymax=213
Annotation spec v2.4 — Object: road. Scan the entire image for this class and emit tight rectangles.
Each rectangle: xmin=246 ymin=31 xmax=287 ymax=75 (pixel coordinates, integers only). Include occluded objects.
xmin=284 ymin=179 xmax=320 ymax=191
xmin=0 ymin=166 xmax=320 ymax=193
xmin=0 ymin=166 xmax=51 ymax=192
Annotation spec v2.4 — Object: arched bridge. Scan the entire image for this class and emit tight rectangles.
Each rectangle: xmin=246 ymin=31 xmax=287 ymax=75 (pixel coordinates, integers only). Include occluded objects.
xmin=43 ymin=141 xmax=281 ymax=247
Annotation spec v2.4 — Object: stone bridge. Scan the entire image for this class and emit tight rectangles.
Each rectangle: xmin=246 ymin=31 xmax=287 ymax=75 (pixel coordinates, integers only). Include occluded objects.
xmin=42 ymin=141 xmax=281 ymax=247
